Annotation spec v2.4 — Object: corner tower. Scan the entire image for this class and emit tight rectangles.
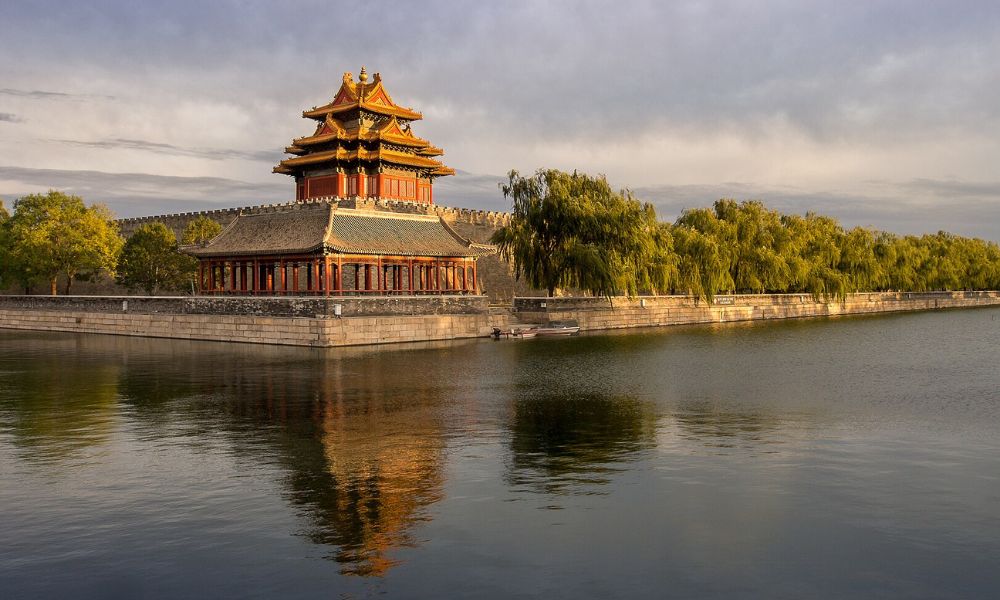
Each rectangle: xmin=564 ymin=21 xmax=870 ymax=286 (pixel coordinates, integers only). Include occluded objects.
xmin=274 ymin=67 xmax=455 ymax=204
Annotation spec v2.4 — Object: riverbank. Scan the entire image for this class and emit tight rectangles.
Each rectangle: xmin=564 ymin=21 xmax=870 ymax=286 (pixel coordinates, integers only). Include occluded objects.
xmin=0 ymin=295 xmax=494 ymax=347
xmin=0 ymin=291 xmax=997 ymax=347
xmin=513 ymin=291 xmax=1000 ymax=331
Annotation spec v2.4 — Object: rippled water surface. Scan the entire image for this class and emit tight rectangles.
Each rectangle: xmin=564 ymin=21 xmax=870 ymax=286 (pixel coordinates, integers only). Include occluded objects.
xmin=2 ymin=308 xmax=999 ymax=599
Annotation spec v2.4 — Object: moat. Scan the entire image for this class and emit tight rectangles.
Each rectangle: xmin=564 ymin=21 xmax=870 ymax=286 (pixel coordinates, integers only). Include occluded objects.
xmin=2 ymin=308 xmax=999 ymax=599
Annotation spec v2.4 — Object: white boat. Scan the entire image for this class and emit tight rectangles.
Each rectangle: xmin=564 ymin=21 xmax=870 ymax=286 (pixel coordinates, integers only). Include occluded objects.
xmin=532 ymin=325 xmax=580 ymax=336
xmin=491 ymin=327 xmax=539 ymax=339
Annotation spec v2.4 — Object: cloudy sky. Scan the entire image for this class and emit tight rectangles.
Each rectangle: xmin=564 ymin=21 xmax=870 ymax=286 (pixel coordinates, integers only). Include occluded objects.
xmin=2 ymin=1 xmax=1000 ymax=239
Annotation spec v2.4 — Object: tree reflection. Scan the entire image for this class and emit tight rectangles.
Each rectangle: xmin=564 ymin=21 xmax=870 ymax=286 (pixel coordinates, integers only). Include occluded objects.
xmin=506 ymin=391 xmax=657 ymax=494
xmin=670 ymin=399 xmax=784 ymax=450
xmin=0 ymin=338 xmax=119 ymax=462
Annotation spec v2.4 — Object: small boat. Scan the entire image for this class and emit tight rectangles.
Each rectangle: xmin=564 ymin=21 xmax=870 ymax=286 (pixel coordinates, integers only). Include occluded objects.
xmin=491 ymin=327 xmax=539 ymax=339
xmin=533 ymin=325 xmax=580 ymax=336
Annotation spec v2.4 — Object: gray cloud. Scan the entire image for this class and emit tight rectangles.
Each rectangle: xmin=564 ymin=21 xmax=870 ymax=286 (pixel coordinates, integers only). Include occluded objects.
xmin=0 ymin=113 xmax=23 ymax=123
xmin=633 ymin=180 xmax=1000 ymax=241
xmin=434 ymin=170 xmax=508 ymax=211
xmin=0 ymin=88 xmax=72 ymax=99
xmin=0 ymin=165 xmax=288 ymax=217
xmin=55 ymin=138 xmax=281 ymax=162
xmin=0 ymin=88 xmax=115 ymax=100
xmin=4 ymin=1 xmax=999 ymax=142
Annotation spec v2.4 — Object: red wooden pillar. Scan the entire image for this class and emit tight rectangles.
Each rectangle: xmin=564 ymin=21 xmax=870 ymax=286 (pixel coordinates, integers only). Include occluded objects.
xmin=337 ymin=257 xmax=343 ymax=294
xmin=324 ymin=258 xmax=331 ymax=296
xmin=435 ymin=261 xmax=441 ymax=292
xmin=229 ymin=261 xmax=236 ymax=292
xmin=292 ymin=262 xmax=300 ymax=293
xmin=357 ymin=170 xmax=367 ymax=197
xmin=313 ymin=260 xmax=320 ymax=294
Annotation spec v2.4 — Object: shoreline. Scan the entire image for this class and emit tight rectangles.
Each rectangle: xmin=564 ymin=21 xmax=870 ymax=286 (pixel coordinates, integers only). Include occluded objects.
xmin=1 ymin=291 xmax=998 ymax=347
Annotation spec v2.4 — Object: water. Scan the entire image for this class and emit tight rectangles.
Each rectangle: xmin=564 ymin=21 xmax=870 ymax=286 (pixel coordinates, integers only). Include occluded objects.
xmin=1 ymin=308 xmax=999 ymax=599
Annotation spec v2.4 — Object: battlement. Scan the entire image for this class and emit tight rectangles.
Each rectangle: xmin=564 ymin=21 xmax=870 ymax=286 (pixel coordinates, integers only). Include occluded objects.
xmin=116 ymin=197 xmax=510 ymax=238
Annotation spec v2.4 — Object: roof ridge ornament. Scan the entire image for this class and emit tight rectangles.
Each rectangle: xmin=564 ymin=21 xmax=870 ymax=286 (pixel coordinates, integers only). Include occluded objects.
xmin=358 ymin=66 xmax=368 ymax=84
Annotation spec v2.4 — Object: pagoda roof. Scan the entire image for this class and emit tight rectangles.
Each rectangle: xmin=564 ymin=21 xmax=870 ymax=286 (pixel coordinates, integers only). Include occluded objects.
xmin=181 ymin=201 xmax=493 ymax=258
xmin=289 ymin=115 xmax=434 ymax=151
xmin=273 ymin=146 xmax=454 ymax=174
xmin=303 ymin=68 xmax=422 ymax=121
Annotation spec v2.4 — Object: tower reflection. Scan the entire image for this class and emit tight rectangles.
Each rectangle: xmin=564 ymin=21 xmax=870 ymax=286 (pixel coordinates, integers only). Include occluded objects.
xmin=220 ymin=349 xmax=449 ymax=576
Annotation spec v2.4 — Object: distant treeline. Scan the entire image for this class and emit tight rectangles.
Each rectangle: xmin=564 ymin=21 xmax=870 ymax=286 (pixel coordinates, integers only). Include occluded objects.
xmin=0 ymin=191 xmax=222 ymax=295
xmin=492 ymin=169 xmax=1000 ymax=300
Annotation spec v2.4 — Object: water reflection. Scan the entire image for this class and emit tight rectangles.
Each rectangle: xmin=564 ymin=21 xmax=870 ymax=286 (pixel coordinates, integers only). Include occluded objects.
xmin=670 ymin=399 xmax=790 ymax=451
xmin=153 ymin=347 xmax=451 ymax=577
xmin=506 ymin=391 xmax=657 ymax=494
xmin=268 ymin=365 xmax=446 ymax=576
xmin=0 ymin=337 xmax=119 ymax=462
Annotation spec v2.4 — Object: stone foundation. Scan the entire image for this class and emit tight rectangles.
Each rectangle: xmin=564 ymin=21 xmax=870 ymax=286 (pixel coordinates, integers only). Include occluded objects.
xmin=513 ymin=291 xmax=1000 ymax=330
xmin=0 ymin=295 xmax=496 ymax=347
xmin=2 ymin=292 xmax=997 ymax=347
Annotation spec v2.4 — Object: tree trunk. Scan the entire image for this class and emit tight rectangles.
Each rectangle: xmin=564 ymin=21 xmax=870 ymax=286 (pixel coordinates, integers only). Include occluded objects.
xmin=49 ymin=278 xmax=57 ymax=296
xmin=64 ymin=276 xmax=73 ymax=295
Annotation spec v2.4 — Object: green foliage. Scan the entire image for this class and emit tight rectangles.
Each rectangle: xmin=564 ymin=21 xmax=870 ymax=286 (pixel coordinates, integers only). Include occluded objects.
xmin=492 ymin=170 xmax=1000 ymax=301
xmin=490 ymin=169 xmax=672 ymax=298
xmin=117 ymin=222 xmax=197 ymax=295
xmin=181 ymin=216 xmax=223 ymax=245
xmin=4 ymin=191 xmax=123 ymax=295
xmin=0 ymin=199 xmax=10 ymax=289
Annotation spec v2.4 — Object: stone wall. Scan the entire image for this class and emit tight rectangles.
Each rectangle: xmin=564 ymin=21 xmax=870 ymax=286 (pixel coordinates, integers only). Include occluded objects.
xmin=116 ymin=197 xmax=511 ymax=238
xmin=513 ymin=291 xmax=1000 ymax=330
xmin=0 ymin=295 xmax=497 ymax=347
xmin=0 ymin=294 xmax=489 ymax=318
xmin=3 ymin=291 xmax=998 ymax=348
xmin=0 ymin=310 xmax=493 ymax=347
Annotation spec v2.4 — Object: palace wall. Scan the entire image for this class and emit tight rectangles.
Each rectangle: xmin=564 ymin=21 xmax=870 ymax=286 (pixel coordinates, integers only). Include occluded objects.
xmin=0 ymin=295 xmax=497 ymax=347
xmin=2 ymin=291 xmax=998 ymax=348
xmin=512 ymin=291 xmax=1000 ymax=330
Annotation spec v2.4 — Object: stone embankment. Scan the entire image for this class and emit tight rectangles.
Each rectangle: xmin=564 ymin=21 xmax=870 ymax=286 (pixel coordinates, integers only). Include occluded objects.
xmin=1 ymin=291 xmax=997 ymax=348
xmin=513 ymin=291 xmax=1000 ymax=330
xmin=0 ymin=295 xmax=496 ymax=347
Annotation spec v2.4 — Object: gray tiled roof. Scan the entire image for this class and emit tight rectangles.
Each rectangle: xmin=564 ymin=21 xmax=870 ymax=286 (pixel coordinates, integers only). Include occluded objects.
xmin=182 ymin=201 xmax=494 ymax=258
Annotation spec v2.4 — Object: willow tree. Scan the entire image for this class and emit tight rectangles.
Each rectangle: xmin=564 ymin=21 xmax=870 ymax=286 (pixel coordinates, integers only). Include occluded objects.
xmin=671 ymin=224 xmax=733 ymax=301
xmin=6 ymin=191 xmax=123 ymax=295
xmin=491 ymin=169 xmax=671 ymax=298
